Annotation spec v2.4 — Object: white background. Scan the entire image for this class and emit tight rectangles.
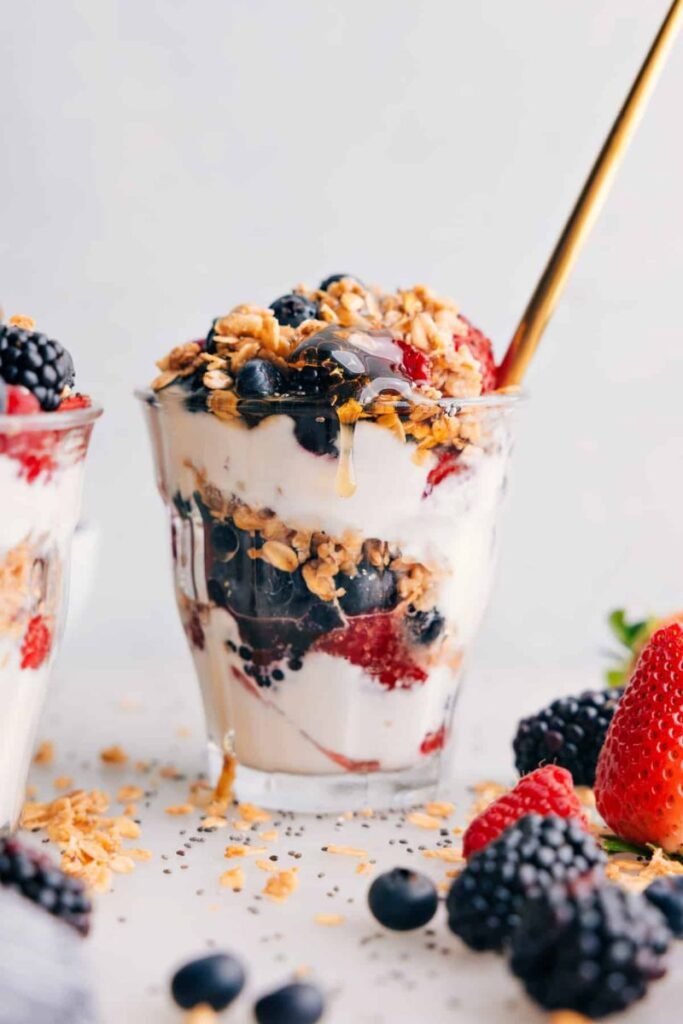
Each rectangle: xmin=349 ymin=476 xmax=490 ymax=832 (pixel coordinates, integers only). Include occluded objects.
xmin=2 ymin=0 xmax=682 ymax=679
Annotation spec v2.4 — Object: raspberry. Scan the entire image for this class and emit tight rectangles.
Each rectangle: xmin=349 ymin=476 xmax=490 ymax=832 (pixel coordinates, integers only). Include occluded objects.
xmin=510 ymin=882 xmax=671 ymax=1017
xmin=420 ymin=725 xmax=446 ymax=756
xmin=58 ymin=393 xmax=92 ymax=411
xmin=423 ymin=450 xmax=467 ymax=496
xmin=314 ymin=611 xmax=427 ymax=689
xmin=396 ymin=340 xmax=431 ymax=382
xmin=463 ymin=766 xmax=587 ymax=859
xmin=0 ymin=837 xmax=92 ymax=935
xmin=20 ymin=615 xmax=52 ymax=670
xmin=6 ymin=385 xmax=41 ymax=415
xmin=513 ymin=687 xmax=624 ymax=787
xmin=447 ymin=814 xmax=604 ymax=951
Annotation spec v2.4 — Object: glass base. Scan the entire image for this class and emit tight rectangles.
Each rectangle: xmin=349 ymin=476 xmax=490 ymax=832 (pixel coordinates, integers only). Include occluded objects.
xmin=207 ymin=741 xmax=443 ymax=813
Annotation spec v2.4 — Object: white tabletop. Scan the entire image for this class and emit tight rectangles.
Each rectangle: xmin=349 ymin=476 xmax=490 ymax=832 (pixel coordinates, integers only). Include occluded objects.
xmin=28 ymin=651 xmax=683 ymax=1024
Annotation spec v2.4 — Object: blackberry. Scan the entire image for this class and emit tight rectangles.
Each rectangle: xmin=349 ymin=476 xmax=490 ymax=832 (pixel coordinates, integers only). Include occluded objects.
xmin=0 ymin=325 xmax=75 ymax=411
xmin=510 ymin=882 xmax=671 ymax=1017
xmin=446 ymin=814 xmax=605 ymax=952
xmin=0 ymin=837 xmax=92 ymax=935
xmin=269 ymin=293 xmax=319 ymax=328
xmin=513 ymin=687 xmax=624 ymax=787
xmin=644 ymin=876 xmax=683 ymax=937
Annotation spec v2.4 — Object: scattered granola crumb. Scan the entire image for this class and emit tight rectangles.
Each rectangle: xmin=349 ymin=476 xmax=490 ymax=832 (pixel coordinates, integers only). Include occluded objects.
xmin=231 ymin=819 xmax=251 ymax=832
xmin=53 ymin=775 xmax=73 ymax=791
xmin=135 ymin=760 xmax=151 ymax=774
xmin=468 ymin=781 xmax=507 ymax=819
xmin=100 ymin=745 xmax=128 ymax=766
xmin=224 ymin=844 xmax=267 ymax=859
xmin=407 ymin=811 xmax=442 ymax=830
xmin=176 ymin=725 xmax=192 ymax=738
xmin=160 ymin=764 xmax=180 ymax=780
xmin=606 ymin=845 xmax=683 ymax=892
xmin=118 ymin=696 xmax=143 ymax=711
xmin=324 ymin=845 xmax=368 ymax=858
xmin=20 ymin=788 xmax=148 ymax=893
xmin=422 ymin=848 xmax=464 ymax=864
xmin=425 ymin=801 xmax=455 ymax=818
xmin=260 ymin=829 xmax=279 ymax=842
xmin=25 ymin=784 xmax=38 ymax=799
xmin=165 ymin=803 xmax=194 ymax=816
xmin=128 ymin=848 xmax=153 ymax=861
xmin=185 ymin=1005 xmax=218 ymax=1023
xmin=314 ymin=913 xmax=345 ymax=926
xmin=356 ymin=862 xmax=373 ymax=876
xmin=359 ymin=806 xmax=374 ymax=818
xmin=33 ymin=740 xmax=54 ymax=766
xmin=122 ymin=802 xmax=138 ymax=817
xmin=550 ymin=1013 xmax=593 ymax=1024
xmin=238 ymin=802 xmax=271 ymax=823
xmin=116 ymin=784 xmax=144 ymax=803
xmin=219 ymin=867 xmax=245 ymax=891
xmin=188 ymin=780 xmax=214 ymax=809
xmin=202 ymin=816 xmax=228 ymax=830
xmin=263 ymin=868 xmax=299 ymax=902
xmin=256 ymin=859 xmax=278 ymax=873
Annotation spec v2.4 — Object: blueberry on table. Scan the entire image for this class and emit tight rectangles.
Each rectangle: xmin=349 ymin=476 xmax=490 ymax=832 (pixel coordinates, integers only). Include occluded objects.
xmin=235 ymin=358 xmax=286 ymax=398
xmin=269 ymin=293 xmax=319 ymax=328
xmin=319 ymin=273 xmax=362 ymax=290
xmin=170 ymin=952 xmax=246 ymax=1011
xmin=368 ymin=867 xmax=438 ymax=931
xmin=644 ymin=876 xmax=683 ymax=937
xmin=254 ymin=981 xmax=325 ymax=1024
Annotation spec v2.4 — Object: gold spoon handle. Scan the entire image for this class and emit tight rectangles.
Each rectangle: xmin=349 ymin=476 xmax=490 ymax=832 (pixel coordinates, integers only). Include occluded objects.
xmin=498 ymin=0 xmax=683 ymax=389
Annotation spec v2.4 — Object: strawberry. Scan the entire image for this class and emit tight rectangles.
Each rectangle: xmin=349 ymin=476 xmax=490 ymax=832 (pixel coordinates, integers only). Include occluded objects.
xmin=20 ymin=615 xmax=52 ymax=670
xmin=462 ymin=765 xmax=587 ymax=859
xmin=455 ymin=319 xmax=497 ymax=393
xmin=314 ymin=611 xmax=427 ymax=689
xmin=595 ymin=623 xmax=683 ymax=853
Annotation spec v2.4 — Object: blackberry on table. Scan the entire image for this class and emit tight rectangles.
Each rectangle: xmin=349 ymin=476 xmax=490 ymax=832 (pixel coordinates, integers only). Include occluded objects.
xmin=0 ymin=837 xmax=92 ymax=935
xmin=513 ymin=687 xmax=624 ymax=787
xmin=510 ymin=882 xmax=671 ymax=1018
xmin=269 ymin=293 xmax=319 ymax=328
xmin=0 ymin=325 xmax=74 ymax=411
xmin=446 ymin=813 xmax=605 ymax=952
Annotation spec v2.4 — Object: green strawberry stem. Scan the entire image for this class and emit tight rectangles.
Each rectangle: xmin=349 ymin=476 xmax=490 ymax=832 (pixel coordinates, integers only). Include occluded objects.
xmin=605 ymin=609 xmax=657 ymax=688
xmin=600 ymin=833 xmax=683 ymax=865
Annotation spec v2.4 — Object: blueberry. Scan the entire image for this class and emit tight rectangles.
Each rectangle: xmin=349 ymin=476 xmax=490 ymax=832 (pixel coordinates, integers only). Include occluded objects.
xmin=235 ymin=359 xmax=286 ymax=399
xmin=211 ymin=522 xmax=239 ymax=557
xmin=644 ymin=877 xmax=683 ymax=936
xmin=269 ymin=294 xmax=319 ymax=328
xmin=319 ymin=273 xmax=362 ymax=290
xmin=405 ymin=606 xmax=445 ymax=645
xmin=293 ymin=412 xmax=338 ymax=456
xmin=254 ymin=981 xmax=325 ymax=1024
xmin=337 ymin=565 xmax=397 ymax=616
xmin=170 ymin=952 xmax=246 ymax=1011
xmin=368 ymin=868 xmax=438 ymax=931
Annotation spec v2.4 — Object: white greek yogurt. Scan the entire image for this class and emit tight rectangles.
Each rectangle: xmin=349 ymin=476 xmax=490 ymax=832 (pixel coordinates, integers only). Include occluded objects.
xmin=147 ymin=392 xmax=513 ymax=778
xmin=0 ymin=452 xmax=84 ymax=832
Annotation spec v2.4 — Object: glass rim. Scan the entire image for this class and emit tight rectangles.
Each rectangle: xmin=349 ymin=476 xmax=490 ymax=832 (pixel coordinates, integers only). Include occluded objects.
xmin=0 ymin=400 xmax=103 ymax=431
xmin=134 ymin=386 xmax=525 ymax=411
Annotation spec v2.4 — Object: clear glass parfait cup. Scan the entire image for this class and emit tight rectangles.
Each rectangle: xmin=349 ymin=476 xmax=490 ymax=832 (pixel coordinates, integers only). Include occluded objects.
xmin=0 ymin=401 xmax=102 ymax=833
xmin=138 ymin=384 xmax=519 ymax=811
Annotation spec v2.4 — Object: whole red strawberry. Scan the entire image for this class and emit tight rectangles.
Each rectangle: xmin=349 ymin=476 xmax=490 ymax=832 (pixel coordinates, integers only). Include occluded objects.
xmin=595 ymin=623 xmax=683 ymax=853
xmin=462 ymin=765 xmax=587 ymax=859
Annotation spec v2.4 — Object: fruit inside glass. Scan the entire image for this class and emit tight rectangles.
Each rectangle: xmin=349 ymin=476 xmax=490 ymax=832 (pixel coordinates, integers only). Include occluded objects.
xmin=0 ymin=402 xmax=101 ymax=833
xmin=139 ymin=376 xmax=518 ymax=811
